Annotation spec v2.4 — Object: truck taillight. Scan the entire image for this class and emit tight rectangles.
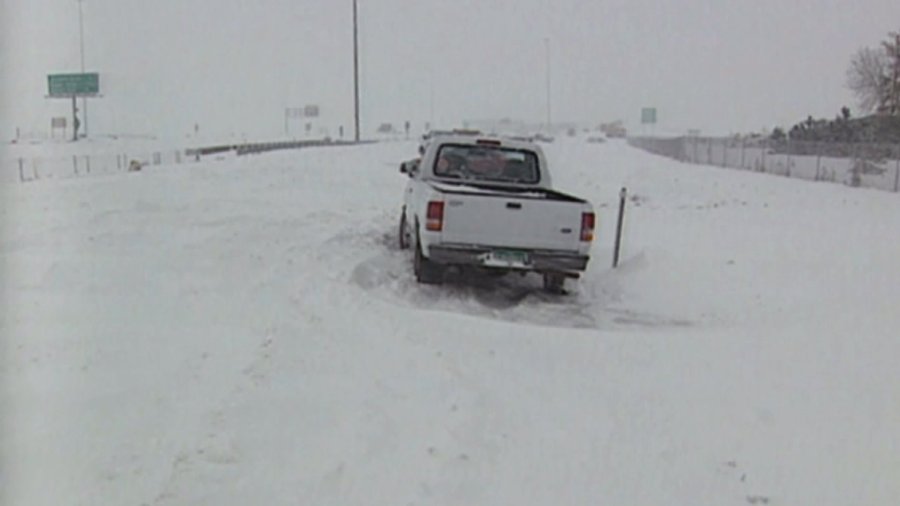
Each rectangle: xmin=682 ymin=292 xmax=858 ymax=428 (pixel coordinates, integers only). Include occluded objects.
xmin=580 ymin=212 xmax=595 ymax=242
xmin=426 ymin=201 xmax=444 ymax=231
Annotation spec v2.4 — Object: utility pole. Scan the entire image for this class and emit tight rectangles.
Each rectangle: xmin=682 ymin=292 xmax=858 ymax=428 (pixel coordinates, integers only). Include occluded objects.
xmin=429 ymin=69 xmax=434 ymax=129
xmin=77 ymin=0 xmax=88 ymax=137
xmin=544 ymin=37 xmax=551 ymax=131
xmin=352 ymin=0 xmax=360 ymax=142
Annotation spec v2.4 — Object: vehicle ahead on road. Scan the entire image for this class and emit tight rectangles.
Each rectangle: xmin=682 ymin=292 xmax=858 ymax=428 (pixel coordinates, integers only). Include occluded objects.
xmin=398 ymin=132 xmax=595 ymax=293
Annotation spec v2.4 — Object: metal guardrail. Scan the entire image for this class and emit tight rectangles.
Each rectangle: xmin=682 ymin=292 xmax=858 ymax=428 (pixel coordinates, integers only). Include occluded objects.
xmin=6 ymin=138 xmax=374 ymax=184
xmin=232 ymin=139 xmax=366 ymax=156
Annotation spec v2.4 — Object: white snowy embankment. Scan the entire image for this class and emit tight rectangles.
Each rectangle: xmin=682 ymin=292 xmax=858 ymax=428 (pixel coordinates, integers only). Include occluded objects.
xmin=1 ymin=138 xmax=898 ymax=505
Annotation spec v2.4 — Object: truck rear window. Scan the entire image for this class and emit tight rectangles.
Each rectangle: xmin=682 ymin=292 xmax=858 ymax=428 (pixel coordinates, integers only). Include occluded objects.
xmin=433 ymin=144 xmax=540 ymax=184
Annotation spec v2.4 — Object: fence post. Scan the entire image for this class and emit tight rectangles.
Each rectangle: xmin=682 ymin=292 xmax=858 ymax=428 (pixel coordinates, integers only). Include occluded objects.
xmin=815 ymin=142 xmax=822 ymax=181
xmin=851 ymin=144 xmax=861 ymax=187
xmin=722 ymin=139 xmax=728 ymax=167
xmin=894 ymin=157 xmax=899 ymax=192
xmin=18 ymin=158 xmax=25 ymax=182
xmin=73 ymin=155 xmax=78 ymax=175
xmin=85 ymin=155 xmax=91 ymax=174
xmin=740 ymin=137 xmax=746 ymax=169
xmin=786 ymin=138 xmax=792 ymax=178
xmin=706 ymin=139 xmax=712 ymax=165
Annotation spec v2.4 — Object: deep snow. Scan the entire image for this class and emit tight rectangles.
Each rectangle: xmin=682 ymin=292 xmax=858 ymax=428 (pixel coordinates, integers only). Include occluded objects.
xmin=2 ymin=137 xmax=899 ymax=505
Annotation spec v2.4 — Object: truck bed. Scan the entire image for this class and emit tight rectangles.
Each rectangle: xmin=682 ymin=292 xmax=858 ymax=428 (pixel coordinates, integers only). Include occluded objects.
xmin=427 ymin=180 xmax=588 ymax=252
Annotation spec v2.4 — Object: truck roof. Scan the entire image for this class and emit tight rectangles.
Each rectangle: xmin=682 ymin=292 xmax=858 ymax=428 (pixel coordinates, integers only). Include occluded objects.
xmin=423 ymin=133 xmax=541 ymax=152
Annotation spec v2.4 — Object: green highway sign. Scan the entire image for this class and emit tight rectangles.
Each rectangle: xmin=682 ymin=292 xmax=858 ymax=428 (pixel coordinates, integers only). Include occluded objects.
xmin=641 ymin=107 xmax=657 ymax=124
xmin=48 ymin=73 xmax=99 ymax=96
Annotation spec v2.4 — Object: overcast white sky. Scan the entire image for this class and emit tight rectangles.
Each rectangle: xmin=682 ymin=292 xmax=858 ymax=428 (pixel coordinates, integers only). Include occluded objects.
xmin=2 ymin=0 xmax=899 ymax=141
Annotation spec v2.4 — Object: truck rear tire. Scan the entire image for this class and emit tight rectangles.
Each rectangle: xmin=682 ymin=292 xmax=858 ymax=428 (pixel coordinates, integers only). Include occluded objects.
xmin=398 ymin=211 xmax=410 ymax=250
xmin=542 ymin=273 xmax=566 ymax=294
xmin=414 ymin=235 xmax=444 ymax=284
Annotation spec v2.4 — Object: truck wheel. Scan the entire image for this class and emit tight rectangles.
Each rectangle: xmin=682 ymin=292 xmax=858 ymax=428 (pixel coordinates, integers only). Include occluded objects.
xmin=542 ymin=273 xmax=566 ymax=294
xmin=414 ymin=234 xmax=444 ymax=284
xmin=398 ymin=211 xmax=410 ymax=250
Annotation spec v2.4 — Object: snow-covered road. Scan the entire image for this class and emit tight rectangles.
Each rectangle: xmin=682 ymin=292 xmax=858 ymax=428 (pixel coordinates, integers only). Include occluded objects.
xmin=2 ymin=138 xmax=898 ymax=505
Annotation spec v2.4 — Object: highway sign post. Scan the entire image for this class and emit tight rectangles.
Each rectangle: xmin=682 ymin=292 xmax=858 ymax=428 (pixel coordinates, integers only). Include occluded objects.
xmin=48 ymin=73 xmax=99 ymax=96
xmin=51 ymin=117 xmax=67 ymax=139
xmin=641 ymin=107 xmax=657 ymax=137
xmin=284 ymin=105 xmax=321 ymax=136
xmin=47 ymin=72 xmax=100 ymax=141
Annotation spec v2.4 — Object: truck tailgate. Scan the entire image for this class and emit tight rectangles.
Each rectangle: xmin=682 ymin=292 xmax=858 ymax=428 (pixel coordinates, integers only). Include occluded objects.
xmin=440 ymin=194 xmax=584 ymax=251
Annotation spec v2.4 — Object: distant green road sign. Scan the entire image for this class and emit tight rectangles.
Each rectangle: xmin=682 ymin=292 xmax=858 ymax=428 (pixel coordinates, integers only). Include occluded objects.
xmin=641 ymin=107 xmax=657 ymax=124
xmin=48 ymin=73 xmax=99 ymax=96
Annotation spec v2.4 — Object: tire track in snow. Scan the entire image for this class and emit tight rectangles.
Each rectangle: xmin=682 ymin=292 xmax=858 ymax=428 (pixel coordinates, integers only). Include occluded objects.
xmin=331 ymin=214 xmax=693 ymax=330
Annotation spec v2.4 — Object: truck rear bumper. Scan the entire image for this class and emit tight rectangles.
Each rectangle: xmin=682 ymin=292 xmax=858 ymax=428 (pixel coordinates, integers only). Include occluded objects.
xmin=428 ymin=244 xmax=589 ymax=273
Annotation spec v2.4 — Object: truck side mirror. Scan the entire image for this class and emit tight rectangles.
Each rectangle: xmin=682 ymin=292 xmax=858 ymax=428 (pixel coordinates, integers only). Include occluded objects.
xmin=400 ymin=160 xmax=419 ymax=176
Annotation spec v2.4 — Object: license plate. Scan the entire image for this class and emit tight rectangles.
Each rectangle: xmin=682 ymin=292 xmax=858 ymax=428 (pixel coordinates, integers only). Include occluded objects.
xmin=484 ymin=249 xmax=530 ymax=266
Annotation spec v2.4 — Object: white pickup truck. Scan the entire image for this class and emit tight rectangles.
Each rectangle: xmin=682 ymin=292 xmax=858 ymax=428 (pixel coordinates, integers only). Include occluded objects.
xmin=398 ymin=133 xmax=595 ymax=292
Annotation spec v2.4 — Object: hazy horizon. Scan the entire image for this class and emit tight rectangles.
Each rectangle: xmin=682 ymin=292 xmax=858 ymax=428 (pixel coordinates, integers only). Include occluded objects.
xmin=3 ymin=0 xmax=899 ymax=141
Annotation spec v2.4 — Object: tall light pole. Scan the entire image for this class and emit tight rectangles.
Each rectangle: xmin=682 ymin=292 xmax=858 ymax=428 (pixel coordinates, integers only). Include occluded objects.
xmin=77 ymin=0 xmax=88 ymax=137
xmin=429 ymin=70 xmax=435 ymax=128
xmin=352 ymin=0 xmax=360 ymax=142
xmin=544 ymin=37 xmax=551 ymax=132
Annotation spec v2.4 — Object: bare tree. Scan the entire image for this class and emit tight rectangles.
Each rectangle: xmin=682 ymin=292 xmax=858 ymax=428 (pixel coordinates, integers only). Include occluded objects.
xmin=847 ymin=46 xmax=890 ymax=113
xmin=847 ymin=31 xmax=900 ymax=115
xmin=882 ymin=32 xmax=900 ymax=115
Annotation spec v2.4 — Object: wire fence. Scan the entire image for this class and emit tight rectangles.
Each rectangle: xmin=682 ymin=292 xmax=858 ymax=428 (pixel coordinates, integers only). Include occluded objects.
xmin=629 ymin=136 xmax=900 ymax=193
xmin=2 ymin=149 xmax=193 ymax=185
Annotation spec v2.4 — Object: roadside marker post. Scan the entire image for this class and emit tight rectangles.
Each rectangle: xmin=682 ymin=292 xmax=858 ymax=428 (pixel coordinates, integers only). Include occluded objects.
xmin=613 ymin=187 xmax=627 ymax=268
